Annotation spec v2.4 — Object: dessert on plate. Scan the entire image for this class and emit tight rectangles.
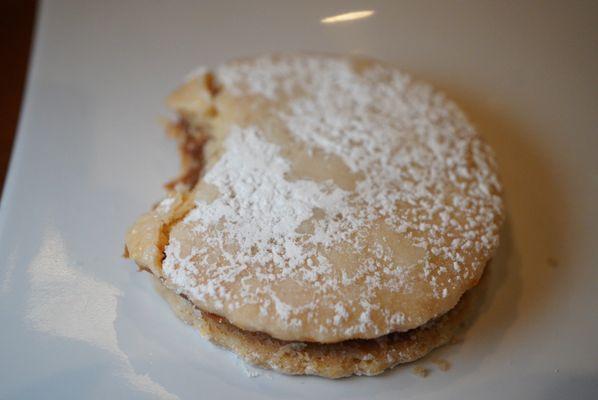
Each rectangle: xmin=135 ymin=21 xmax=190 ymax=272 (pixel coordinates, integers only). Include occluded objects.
xmin=125 ymin=53 xmax=504 ymax=378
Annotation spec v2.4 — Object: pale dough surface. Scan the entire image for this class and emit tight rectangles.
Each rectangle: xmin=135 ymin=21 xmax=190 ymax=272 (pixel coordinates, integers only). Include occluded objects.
xmin=126 ymin=54 xmax=504 ymax=343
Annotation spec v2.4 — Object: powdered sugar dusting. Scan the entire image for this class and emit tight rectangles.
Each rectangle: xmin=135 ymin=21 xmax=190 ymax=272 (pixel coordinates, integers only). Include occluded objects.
xmin=161 ymin=54 xmax=503 ymax=341
xmin=185 ymin=125 xmax=350 ymax=269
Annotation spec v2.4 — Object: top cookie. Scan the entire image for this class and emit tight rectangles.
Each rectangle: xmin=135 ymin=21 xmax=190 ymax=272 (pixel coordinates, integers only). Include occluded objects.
xmin=128 ymin=54 xmax=504 ymax=343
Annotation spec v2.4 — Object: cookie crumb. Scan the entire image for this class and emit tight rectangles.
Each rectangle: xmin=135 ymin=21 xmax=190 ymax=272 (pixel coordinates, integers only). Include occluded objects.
xmin=412 ymin=366 xmax=429 ymax=377
xmin=432 ymin=358 xmax=451 ymax=371
xmin=238 ymin=360 xmax=261 ymax=378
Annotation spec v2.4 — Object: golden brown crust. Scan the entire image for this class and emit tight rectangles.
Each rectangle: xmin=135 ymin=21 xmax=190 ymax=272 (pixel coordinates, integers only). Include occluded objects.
xmin=154 ymin=275 xmax=475 ymax=378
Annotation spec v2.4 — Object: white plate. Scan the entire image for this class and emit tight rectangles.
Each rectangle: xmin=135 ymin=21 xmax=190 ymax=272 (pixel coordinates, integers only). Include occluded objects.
xmin=1 ymin=1 xmax=597 ymax=398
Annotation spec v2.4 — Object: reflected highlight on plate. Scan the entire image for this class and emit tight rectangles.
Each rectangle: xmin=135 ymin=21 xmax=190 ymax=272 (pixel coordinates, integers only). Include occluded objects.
xmin=25 ymin=225 xmax=178 ymax=399
xmin=321 ymin=10 xmax=374 ymax=24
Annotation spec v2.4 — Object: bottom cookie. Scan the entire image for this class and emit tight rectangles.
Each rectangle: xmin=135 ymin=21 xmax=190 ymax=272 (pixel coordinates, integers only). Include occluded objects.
xmin=153 ymin=276 xmax=477 ymax=379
